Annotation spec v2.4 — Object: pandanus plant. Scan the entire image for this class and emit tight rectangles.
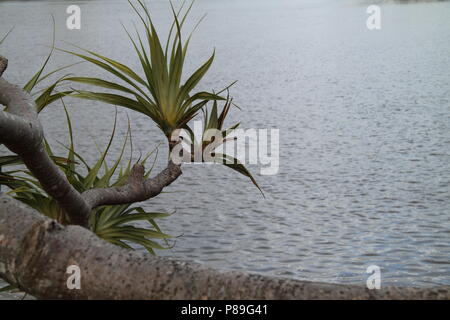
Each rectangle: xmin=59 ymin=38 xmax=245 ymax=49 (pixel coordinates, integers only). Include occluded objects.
xmin=62 ymin=0 xmax=221 ymax=139
xmin=0 ymin=27 xmax=172 ymax=255
xmin=0 ymin=106 xmax=173 ymax=254
xmin=61 ymin=0 xmax=261 ymax=191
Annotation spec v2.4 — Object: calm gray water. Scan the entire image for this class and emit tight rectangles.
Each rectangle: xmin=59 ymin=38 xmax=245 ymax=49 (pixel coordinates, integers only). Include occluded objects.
xmin=1 ymin=0 xmax=449 ymax=288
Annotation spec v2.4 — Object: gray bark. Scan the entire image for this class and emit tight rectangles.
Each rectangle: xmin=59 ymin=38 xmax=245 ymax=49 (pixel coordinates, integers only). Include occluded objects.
xmin=0 ymin=55 xmax=181 ymax=227
xmin=1 ymin=195 xmax=449 ymax=300
xmin=0 ymin=55 xmax=91 ymax=226
xmin=82 ymin=162 xmax=181 ymax=209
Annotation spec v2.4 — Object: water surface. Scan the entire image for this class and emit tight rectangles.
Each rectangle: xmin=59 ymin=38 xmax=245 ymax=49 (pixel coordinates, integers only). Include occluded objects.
xmin=0 ymin=0 xmax=449 ymax=287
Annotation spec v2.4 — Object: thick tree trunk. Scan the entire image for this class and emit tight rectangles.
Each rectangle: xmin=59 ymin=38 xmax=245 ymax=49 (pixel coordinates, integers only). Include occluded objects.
xmin=1 ymin=195 xmax=449 ymax=300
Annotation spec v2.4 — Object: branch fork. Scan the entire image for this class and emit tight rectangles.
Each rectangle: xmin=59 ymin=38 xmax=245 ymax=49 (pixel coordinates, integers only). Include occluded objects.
xmin=0 ymin=56 xmax=181 ymax=227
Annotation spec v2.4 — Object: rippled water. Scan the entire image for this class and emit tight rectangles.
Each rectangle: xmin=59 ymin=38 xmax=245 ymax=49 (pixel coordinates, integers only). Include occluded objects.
xmin=1 ymin=0 xmax=449 ymax=287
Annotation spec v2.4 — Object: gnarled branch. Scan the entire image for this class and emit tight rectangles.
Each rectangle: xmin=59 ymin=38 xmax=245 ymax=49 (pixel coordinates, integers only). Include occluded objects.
xmin=0 ymin=56 xmax=181 ymax=227
xmin=0 ymin=55 xmax=91 ymax=226
xmin=82 ymin=161 xmax=181 ymax=209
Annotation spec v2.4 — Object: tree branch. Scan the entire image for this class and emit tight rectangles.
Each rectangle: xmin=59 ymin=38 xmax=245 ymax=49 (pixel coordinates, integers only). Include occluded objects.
xmin=0 ymin=56 xmax=182 ymax=227
xmin=82 ymin=161 xmax=181 ymax=208
xmin=1 ymin=195 xmax=449 ymax=299
xmin=0 ymin=56 xmax=92 ymax=226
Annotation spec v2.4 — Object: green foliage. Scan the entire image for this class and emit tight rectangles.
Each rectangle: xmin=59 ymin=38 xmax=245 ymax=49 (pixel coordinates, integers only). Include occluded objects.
xmin=1 ymin=22 xmax=74 ymax=112
xmin=0 ymin=2 xmax=265 ymax=294
xmin=62 ymin=0 xmax=223 ymax=138
xmin=199 ymin=94 xmax=263 ymax=194
xmin=0 ymin=284 xmax=15 ymax=293
xmin=0 ymin=108 xmax=172 ymax=254
xmin=1 ymin=25 xmax=172 ymax=254
xmin=18 ymin=18 xmax=75 ymax=112
xmin=0 ymin=28 xmax=13 ymax=46
xmin=0 ymin=20 xmax=173 ymax=295
xmin=61 ymin=0 xmax=262 ymax=192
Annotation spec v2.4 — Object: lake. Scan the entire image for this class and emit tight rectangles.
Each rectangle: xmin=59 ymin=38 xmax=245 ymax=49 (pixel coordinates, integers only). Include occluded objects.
xmin=0 ymin=0 xmax=449 ymax=288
